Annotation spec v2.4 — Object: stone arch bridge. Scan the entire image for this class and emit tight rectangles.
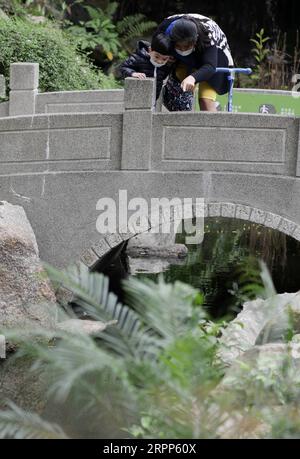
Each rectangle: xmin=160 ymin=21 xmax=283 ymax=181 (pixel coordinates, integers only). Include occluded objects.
xmin=0 ymin=63 xmax=300 ymax=269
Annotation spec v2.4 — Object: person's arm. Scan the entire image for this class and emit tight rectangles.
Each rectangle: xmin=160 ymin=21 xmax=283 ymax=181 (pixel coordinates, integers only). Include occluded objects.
xmin=119 ymin=54 xmax=139 ymax=79
xmin=191 ymin=45 xmax=218 ymax=83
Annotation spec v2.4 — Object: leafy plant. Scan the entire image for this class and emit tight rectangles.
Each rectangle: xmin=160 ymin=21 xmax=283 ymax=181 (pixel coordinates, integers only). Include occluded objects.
xmin=23 ymin=0 xmax=69 ymax=20
xmin=230 ymin=258 xmax=276 ymax=306
xmin=248 ymin=28 xmax=300 ymax=90
xmin=1 ymin=262 xmax=300 ymax=439
xmin=250 ymin=28 xmax=271 ymax=87
xmin=0 ymin=16 xmax=119 ymax=96
xmin=0 ymin=263 xmax=224 ymax=439
xmin=64 ymin=1 xmax=157 ymax=64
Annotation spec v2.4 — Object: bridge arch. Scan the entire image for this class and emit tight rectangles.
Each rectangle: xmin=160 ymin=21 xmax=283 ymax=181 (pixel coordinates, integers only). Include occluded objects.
xmin=78 ymin=201 xmax=300 ymax=271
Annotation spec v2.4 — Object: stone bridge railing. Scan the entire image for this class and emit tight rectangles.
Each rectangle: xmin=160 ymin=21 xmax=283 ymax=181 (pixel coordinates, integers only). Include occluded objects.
xmin=0 ymin=62 xmax=300 ymax=268
xmin=1 ymin=62 xmax=300 ymax=176
xmin=0 ymin=63 xmax=124 ymax=118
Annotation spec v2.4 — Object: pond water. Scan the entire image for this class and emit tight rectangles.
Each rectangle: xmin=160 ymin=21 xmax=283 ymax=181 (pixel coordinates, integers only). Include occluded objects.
xmin=130 ymin=218 xmax=300 ymax=319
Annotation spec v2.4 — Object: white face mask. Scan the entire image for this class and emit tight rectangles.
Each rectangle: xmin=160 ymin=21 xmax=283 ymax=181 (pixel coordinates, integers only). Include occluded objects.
xmin=150 ymin=58 xmax=166 ymax=68
xmin=175 ymin=48 xmax=195 ymax=57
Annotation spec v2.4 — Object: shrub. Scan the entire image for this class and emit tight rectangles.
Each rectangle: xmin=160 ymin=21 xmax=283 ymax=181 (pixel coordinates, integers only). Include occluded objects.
xmin=0 ymin=16 xmax=119 ymax=96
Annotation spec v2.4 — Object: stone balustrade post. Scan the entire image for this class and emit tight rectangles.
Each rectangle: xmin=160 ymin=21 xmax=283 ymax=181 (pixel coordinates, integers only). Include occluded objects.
xmin=9 ymin=63 xmax=39 ymax=116
xmin=121 ymin=77 xmax=155 ymax=170
xmin=0 ymin=75 xmax=6 ymax=99
xmin=297 ymin=119 xmax=300 ymax=176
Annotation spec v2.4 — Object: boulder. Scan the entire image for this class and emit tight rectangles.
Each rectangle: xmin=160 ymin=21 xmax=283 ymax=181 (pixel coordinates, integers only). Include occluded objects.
xmin=126 ymin=244 xmax=188 ymax=259
xmin=0 ymin=201 xmax=57 ymax=335
xmin=57 ymin=319 xmax=111 ymax=336
xmin=126 ymin=221 xmax=188 ymax=259
xmin=219 ymin=292 xmax=300 ymax=365
xmin=220 ymin=342 xmax=300 ymax=397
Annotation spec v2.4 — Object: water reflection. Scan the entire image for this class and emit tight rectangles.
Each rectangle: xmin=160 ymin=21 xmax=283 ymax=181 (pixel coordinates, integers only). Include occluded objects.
xmin=132 ymin=218 xmax=300 ymax=319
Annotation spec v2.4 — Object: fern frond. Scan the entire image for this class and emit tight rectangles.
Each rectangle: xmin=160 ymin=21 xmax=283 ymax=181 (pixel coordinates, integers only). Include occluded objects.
xmin=45 ymin=263 xmax=161 ymax=360
xmin=117 ymin=14 xmax=157 ymax=42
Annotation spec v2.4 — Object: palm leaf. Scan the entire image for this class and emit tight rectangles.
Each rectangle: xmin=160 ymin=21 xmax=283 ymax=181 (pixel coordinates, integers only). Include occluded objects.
xmin=0 ymin=403 xmax=68 ymax=439
xmin=123 ymin=275 xmax=205 ymax=344
xmin=45 ymin=263 xmax=161 ymax=360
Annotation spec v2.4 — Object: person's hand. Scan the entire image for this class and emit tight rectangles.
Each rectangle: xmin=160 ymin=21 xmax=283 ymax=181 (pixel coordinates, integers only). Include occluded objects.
xmin=132 ymin=72 xmax=147 ymax=80
xmin=181 ymin=76 xmax=196 ymax=92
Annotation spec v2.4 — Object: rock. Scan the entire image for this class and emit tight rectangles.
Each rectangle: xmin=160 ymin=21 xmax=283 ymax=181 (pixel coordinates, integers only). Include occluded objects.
xmin=255 ymin=295 xmax=300 ymax=345
xmin=0 ymin=201 xmax=57 ymax=336
xmin=27 ymin=15 xmax=47 ymax=24
xmin=57 ymin=319 xmax=110 ymax=336
xmin=127 ymin=222 xmax=188 ymax=259
xmin=126 ymin=244 xmax=188 ymax=259
xmin=219 ymin=292 xmax=300 ymax=365
xmin=0 ymin=356 xmax=48 ymax=412
xmin=128 ymin=256 xmax=186 ymax=275
xmin=221 ymin=342 xmax=300 ymax=392
xmin=213 ymin=342 xmax=300 ymax=437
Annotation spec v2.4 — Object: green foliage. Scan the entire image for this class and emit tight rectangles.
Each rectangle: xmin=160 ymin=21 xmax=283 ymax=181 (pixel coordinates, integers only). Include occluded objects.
xmin=0 ymin=0 xmax=26 ymax=16
xmin=1 ymin=262 xmax=300 ymax=439
xmin=249 ymin=28 xmax=271 ymax=87
xmin=0 ymin=263 xmax=224 ymax=439
xmin=65 ymin=1 xmax=157 ymax=63
xmin=23 ymin=0 xmax=69 ymax=20
xmin=0 ymin=16 xmax=119 ymax=95
xmin=230 ymin=258 xmax=277 ymax=307
xmin=0 ymin=0 xmax=68 ymax=19
xmin=250 ymin=28 xmax=271 ymax=66
xmin=0 ymin=402 xmax=69 ymax=439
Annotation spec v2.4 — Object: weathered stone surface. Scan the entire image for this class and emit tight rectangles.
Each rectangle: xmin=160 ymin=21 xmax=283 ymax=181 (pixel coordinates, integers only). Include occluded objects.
xmin=0 ymin=201 xmax=57 ymax=332
xmin=10 ymin=63 xmax=39 ymax=91
xmin=57 ymin=319 xmax=108 ymax=336
xmin=122 ymin=109 xmax=152 ymax=170
xmin=92 ymin=239 xmax=111 ymax=258
xmin=221 ymin=343 xmax=300 ymax=391
xmin=255 ymin=295 xmax=300 ymax=345
xmin=219 ymin=292 xmax=300 ymax=365
xmin=35 ymin=90 xmax=124 ymax=115
xmin=105 ymin=233 xmax=124 ymax=249
xmin=235 ymin=205 xmax=252 ymax=221
xmin=55 ymin=286 xmax=74 ymax=306
xmin=208 ymin=202 xmax=221 ymax=217
xmin=221 ymin=203 xmax=236 ymax=218
xmin=80 ymin=248 xmax=99 ymax=269
xmin=127 ymin=215 xmax=185 ymax=249
xmin=128 ymin=256 xmax=185 ymax=275
xmin=126 ymin=244 xmax=188 ymax=259
xmin=124 ymin=77 xmax=155 ymax=110
xmin=0 ymin=75 xmax=5 ymax=98
xmin=278 ymin=218 xmax=297 ymax=237
xmin=1 ymin=63 xmax=300 ymax=268
xmin=0 ymin=201 xmax=58 ymax=412
xmin=264 ymin=212 xmax=282 ymax=230
xmin=0 ymin=356 xmax=47 ymax=413
xmin=249 ymin=208 xmax=266 ymax=225
xmin=293 ymin=226 xmax=300 ymax=241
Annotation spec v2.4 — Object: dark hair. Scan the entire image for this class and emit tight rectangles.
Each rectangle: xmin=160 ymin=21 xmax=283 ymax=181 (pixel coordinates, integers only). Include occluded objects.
xmin=169 ymin=16 xmax=211 ymax=52
xmin=151 ymin=33 xmax=172 ymax=55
